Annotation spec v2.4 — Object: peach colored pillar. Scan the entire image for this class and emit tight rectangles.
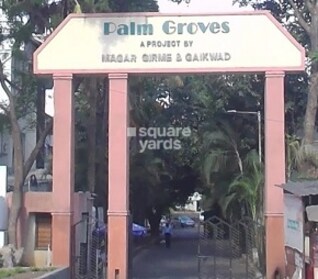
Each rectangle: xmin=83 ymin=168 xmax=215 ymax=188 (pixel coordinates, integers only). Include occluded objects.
xmin=264 ymin=71 xmax=285 ymax=278
xmin=107 ymin=73 xmax=130 ymax=279
xmin=51 ymin=74 xmax=74 ymax=267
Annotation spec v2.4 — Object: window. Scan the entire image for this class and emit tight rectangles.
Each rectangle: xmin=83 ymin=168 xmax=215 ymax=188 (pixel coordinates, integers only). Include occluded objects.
xmin=35 ymin=213 xmax=52 ymax=250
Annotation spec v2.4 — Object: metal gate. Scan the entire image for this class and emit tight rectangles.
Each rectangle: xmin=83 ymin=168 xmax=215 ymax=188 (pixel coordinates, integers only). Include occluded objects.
xmin=198 ymin=216 xmax=265 ymax=279
xmin=72 ymin=214 xmax=106 ymax=279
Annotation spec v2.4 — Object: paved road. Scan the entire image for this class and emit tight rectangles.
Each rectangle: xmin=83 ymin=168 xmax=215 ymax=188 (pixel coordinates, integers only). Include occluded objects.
xmin=132 ymin=226 xmax=200 ymax=279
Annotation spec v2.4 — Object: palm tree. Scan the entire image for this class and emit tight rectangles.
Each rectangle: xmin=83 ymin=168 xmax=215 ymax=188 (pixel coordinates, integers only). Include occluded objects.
xmin=199 ymin=118 xmax=244 ymax=188
xmin=286 ymin=134 xmax=301 ymax=179
xmin=222 ymin=150 xmax=263 ymax=222
xmin=221 ymin=150 xmax=265 ymax=274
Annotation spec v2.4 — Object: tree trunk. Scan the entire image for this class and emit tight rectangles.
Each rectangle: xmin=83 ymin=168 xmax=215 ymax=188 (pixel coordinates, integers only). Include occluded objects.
xmin=0 ymin=42 xmax=53 ymax=248
xmin=95 ymin=78 xmax=108 ymax=209
xmin=8 ymin=118 xmax=52 ymax=246
xmin=8 ymin=121 xmax=24 ymax=246
xmin=303 ymin=21 xmax=318 ymax=145
xmin=303 ymin=71 xmax=318 ymax=145
xmin=8 ymin=188 xmax=23 ymax=246
xmin=147 ymin=208 xmax=162 ymax=236
xmin=85 ymin=78 xmax=97 ymax=193
xmin=231 ymin=139 xmax=243 ymax=174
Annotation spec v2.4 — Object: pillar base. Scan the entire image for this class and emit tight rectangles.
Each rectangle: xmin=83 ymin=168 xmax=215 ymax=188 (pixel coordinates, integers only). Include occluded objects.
xmin=265 ymin=214 xmax=285 ymax=278
xmin=52 ymin=212 xmax=72 ymax=267
xmin=107 ymin=212 xmax=130 ymax=279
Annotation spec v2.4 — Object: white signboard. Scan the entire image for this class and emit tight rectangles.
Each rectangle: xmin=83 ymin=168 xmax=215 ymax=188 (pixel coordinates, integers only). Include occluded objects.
xmin=284 ymin=193 xmax=303 ymax=253
xmin=34 ymin=12 xmax=305 ymax=74
xmin=0 ymin=165 xmax=8 ymax=248
xmin=306 ymin=205 xmax=318 ymax=222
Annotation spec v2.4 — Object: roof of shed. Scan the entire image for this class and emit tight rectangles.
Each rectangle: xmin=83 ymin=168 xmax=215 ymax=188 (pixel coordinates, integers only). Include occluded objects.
xmin=279 ymin=180 xmax=318 ymax=197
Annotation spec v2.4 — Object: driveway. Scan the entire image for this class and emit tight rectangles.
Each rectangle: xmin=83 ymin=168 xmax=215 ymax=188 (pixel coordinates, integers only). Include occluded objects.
xmin=132 ymin=226 xmax=199 ymax=279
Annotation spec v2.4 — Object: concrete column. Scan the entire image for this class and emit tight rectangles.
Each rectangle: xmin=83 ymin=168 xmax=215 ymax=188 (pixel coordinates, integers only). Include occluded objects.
xmin=51 ymin=74 xmax=74 ymax=267
xmin=264 ymin=71 xmax=285 ymax=278
xmin=107 ymin=73 xmax=130 ymax=279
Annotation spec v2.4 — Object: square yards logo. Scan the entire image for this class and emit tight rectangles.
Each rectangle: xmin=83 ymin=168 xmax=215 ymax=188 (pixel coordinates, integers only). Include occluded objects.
xmin=128 ymin=127 xmax=191 ymax=153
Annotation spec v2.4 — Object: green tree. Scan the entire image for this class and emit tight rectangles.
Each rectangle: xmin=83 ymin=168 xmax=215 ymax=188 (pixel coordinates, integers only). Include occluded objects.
xmin=223 ymin=150 xmax=265 ymax=271
xmin=234 ymin=0 xmax=316 ymax=161
xmin=128 ymin=76 xmax=201 ymax=233
xmin=0 ymin=0 xmax=160 ymax=246
xmin=0 ymin=63 xmax=53 ymax=245
xmin=223 ymin=150 xmax=263 ymax=221
xmin=0 ymin=0 xmax=64 ymax=246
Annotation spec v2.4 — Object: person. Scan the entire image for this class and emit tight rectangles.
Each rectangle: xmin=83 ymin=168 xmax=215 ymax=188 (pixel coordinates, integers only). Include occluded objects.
xmin=163 ymin=222 xmax=172 ymax=248
xmin=28 ymin=175 xmax=38 ymax=191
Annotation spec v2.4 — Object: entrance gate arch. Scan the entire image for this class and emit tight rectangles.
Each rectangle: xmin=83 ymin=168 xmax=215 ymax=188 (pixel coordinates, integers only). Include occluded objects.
xmin=33 ymin=11 xmax=305 ymax=279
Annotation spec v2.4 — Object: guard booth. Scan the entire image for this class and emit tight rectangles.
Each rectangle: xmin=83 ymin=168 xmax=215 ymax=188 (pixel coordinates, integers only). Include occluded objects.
xmin=280 ymin=180 xmax=318 ymax=279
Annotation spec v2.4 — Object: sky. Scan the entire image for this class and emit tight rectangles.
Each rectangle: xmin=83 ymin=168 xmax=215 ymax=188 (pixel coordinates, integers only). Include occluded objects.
xmin=157 ymin=0 xmax=253 ymax=13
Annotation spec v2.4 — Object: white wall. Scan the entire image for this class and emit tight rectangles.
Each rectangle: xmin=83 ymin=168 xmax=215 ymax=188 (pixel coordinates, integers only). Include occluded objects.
xmin=0 ymin=133 xmax=12 ymax=170
xmin=0 ymin=166 xmax=8 ymax=248
xmin=22 ymin=123 xmax=37 ymax=164
xmin=0 ymin=35 xmax=13 ymax=170
xmin=184 ymin=192 xmax=202 ymax=212
xmin=0 ymin=123 xmax=37 ymax=175
xmin=22 ymin=213 xmax=36 ymax=264
xmin=22 ymin=213 xmax=51 ymax=267
xmin=184 ymin=201 xmax=198 ymax=211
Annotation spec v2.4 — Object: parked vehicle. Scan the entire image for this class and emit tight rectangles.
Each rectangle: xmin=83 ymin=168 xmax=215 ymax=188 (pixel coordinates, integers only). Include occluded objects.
xmin=132 ymin=223 xmax=147 ymax=237
xmin=169 ymin=217 xmax=180 ymax=228
xmin=95 ymin=223 xmax=147 ymax=237
xmin=178 ymin=215 xmax=195 ymax=228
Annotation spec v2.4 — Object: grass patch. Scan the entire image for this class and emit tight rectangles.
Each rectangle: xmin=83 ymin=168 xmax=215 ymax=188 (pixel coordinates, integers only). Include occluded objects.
xmin=30 ymin=267 xmax=55 ymax=272
xmin=0 ymin=267 xmax=56 ymax=278
xmin=0 ymin=267 xmax=27 ymax=278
